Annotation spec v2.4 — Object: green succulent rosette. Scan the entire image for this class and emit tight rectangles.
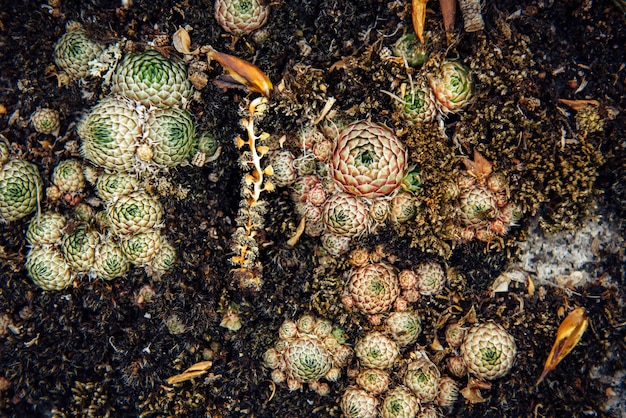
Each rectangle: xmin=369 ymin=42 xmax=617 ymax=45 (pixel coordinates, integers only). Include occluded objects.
xmin=341 ymin=388 xmax=379 ymax=418
xmin=107 ymin=190 xmax=163 ymax=235
xmin=61 ymin=223 xmax=99 ymax=272
xmin=430 ymin=61 xmax=475 ymax=114
xmin=93 ymin=240 xmax=129 ymax=281
xmin=460 ymin=322 xmax=517 ymax=380
xmin=78 ymin=97 xmax=141 ymax=172
xmin=26 ymin=211 xmax=67 ymax=246
xmin=284 ymin=336 xmax=331 ymax=383
xmin=380 ymin=386 xmax=419 ymax=418
xmin=96 ymin=172 xmax=139 ymax=202
xmin=332 ymin=121 xmax=408 ymax=198
xmin=54 ymin=28 xmax=105 ymax=80
xmin=111 ymin=49 xmax=193 ymax=108
xmin=398 ymin=87 xmax=438 ymax=125
xmin=0 ymin=158 xmax=43 ymax=222
xmin=26 ymin=246 xmax=73 ymax=291
xmin=347 ymin=263 xmax=400 ymax=316
xmin=197 ymin=131 xmax=220 ymax=158
xmin=392 ymin=33 xmax=429 ymax=67
xmin=31 ymin=108 xmax=61 ymax=135
xmin=214 ymin=0 xmax=270 ymax=36
xmin=403 ymin=357 xmax=441 ymax=402
xmin=148 ymin=238 xmax=177 ymax=276
xmin=355 ymin=331 xmax=399 ymax=370
xmin=119 ymin=229 xmax=163 ymax=266
xmin=52 ymin=159 xmax=86 ymax=195
xmin=146 ymin=107 xmax=197 ymax=167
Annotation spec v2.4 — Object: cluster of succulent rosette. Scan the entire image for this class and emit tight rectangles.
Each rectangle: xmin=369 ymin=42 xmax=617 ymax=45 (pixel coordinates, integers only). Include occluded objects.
xmin=13 ymin=24 xmax=219 ymax=291
xmin=25 ymin=160 xmax=176 ymax=291
xmin=263 ymin=314 xmax=354 ymax=396
xmin=268 ymin=119 xmax=418 ymax=256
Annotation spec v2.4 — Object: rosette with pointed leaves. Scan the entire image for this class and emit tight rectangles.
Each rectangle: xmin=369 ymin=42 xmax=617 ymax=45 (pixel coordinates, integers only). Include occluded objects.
xmin=380 ymin=385 xmax=419 ymax=418
xmin=111 ymin=49 xmax=193 ymax=108
xmin=458 ymin=185 xmax=498 ymax=227
xmin=146 ymin=107 xmax=197 ymax=167
xmin=322 ymin=193 xmax=369 ymax=238
xmin=214 ymin=0 xmax=270 ymax=36
xmin=92 ymin=240 xmax=129 ymax=281
xmin=119 ymin=229 xmax=163 ymax=266
xmin=52 ymin=159 xmax=86 ymax=195
xmin=355 ymin=331 xmax=399 ymax=370
xmin=148 ymin=237 xmax=177 ymax=277
xmin=398 ymin=86 xmax=438 ymax=125
xmin=346 ymin=262 xmax=400 ymax=316
xmin=107 ymin=190 xmax=163 ymax=235
xmin=26 ymin=246 xmax=73 ymax=291
xmin=96 ymin=172 xmax=139 ymax=202
xmin=0 ymin=158 xmax=43 ymax=222
xmin=267 ymin=150 xmax=297 ymax=187
xmin=415 ymin=261 xmax=447 ymax=296
xmin=54 ymin=27 xmax=105 ymax=80
xmin=356 ymin=368 xmax=391 ymax=395
xmin=284 ymin=336 xmax=331 ymax=383
xmin=430 ymin=61 xmax=474 ymax=114
xmin=61 ymin=223 xmax=99 ymax=273
xmin=79 ymin=97 xmax=141 ymax=172
xmin=385 ymin=310 xmax=422 ymax=347
xmin=26 ymin=211 xmax=67 ymax=246
xmin=31 ymin=108 xmax=61 ymax=135
xmin=332 ymin=121 xmax=408 ymax=198
xmin=404 ymin=354 xmax=441 ymax=402
xmin=390 ymin=191 xmax=417 ymax=223
xmin=393 ymin=33 xmax=429 ymax=67
xmin=460 ymin=322 xmax=516 ymax=380
xmin=340 ymin=388 xmax=379 ymax=418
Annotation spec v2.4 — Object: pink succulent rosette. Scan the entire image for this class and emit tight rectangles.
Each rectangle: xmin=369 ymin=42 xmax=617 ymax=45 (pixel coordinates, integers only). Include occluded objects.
xmin=331 ymin=121 xmax=408 ymax=199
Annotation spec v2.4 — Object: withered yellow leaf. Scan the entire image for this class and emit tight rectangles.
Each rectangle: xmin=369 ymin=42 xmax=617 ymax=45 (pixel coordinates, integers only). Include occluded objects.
xmin=536 ymin=307 xmax=588 ymax=385
xmin=166 ymin=360 xmax=213 ymax=385
xmin=207 ymin=48 xmax=273 ymax=98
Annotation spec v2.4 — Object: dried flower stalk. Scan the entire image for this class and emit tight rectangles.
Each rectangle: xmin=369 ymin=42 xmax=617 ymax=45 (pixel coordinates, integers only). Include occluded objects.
xmin=230 ymin=97 xmax=274 ymax=291
xmin=458 ymin=0 xmax=484 ymax=32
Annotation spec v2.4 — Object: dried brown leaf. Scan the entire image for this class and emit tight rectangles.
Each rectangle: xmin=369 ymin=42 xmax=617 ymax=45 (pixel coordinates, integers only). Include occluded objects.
xmin=166 ymin=360 xmax=213 ymax=385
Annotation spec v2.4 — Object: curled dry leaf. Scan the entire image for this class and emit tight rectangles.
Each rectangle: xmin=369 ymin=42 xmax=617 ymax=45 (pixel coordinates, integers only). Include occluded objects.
xmin=166 ymin=360 xmax=213 ymax=385
xmin=439 ymin=0 xmax=457 ymax=33
xmin=412 ymin=0 xmax=428 ymax=44
xmin=460 ymin=377 xmax=491 ymax=403
xmin=557 ymin=98 xmax=600 ymax=111
xmin=205 ymin=47 xmax=273 ymax=98
xmin=536 ymin=307 xmax=589 ymax=385
xmin=173 ymin=26 xmax=199 ymax=55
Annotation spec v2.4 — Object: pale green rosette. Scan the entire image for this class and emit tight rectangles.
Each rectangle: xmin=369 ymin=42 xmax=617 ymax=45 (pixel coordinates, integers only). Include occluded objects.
xmin=147 ymin=107 xmax=197 ymax=167
xmin=119 ymin=229 xmax=163 ymax=266
xmin=78 ymin=97 xmax=141 ymax=172
xmin=54 ymin=28 xmax=105 ymax=79
xmin=214 ymin=0 xmax=270 ymax=36
xmin=61 ymin=223 xmax=99 ymax=273
xmin=111 ymin=49 xmax=193 ymax=108
xmin=26 ymin=211 xmax=67 ymax=246
xmin=96 ymin=172 xmax=139 ymax=202
xmin=26 ymin=246 xmax=73 ymax=291
xmin=0 ymin=159 xmax=43 ymax=222
xmin=107 ymin=190 xmax=163 ymax=236
xmin=92 ymin=240 xmax=129 ymax=281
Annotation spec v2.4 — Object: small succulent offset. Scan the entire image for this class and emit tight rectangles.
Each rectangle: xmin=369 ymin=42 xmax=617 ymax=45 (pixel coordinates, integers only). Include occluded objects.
xmin=30 ymin=108 xmax=61 ymax=136
xmin=393 ymin=33 xmax=429 ymax=67
xmin=0 ymin=156 xmax=43 ymax=223
xmin=397 ymin=86 xmax=438 ymax=125
xmin=111 ymin=49 xmax=193 ymax=108
xmin=355 ymin=331 xmax=399 ymax=370
xmin=323 ymin=192 xmax=370 ymax=238
xmin=340 ymin=387 xmax=379 ymax=418
xmin=380 ymin=385 xmax=419 ymax=418
xmin=430 ymin=61 xmax=474 ymax=114
xmin=332 ymin=121 xmax=408 ymax=199
xmin=107 ymin=190 xmax=163 ymax=235
xmin=343 ymin=262 xmax=401 ymax=324
xmin=26 ymin=211 xmax=67 ymax=246
xmin=26 ymin=246 xmax=73 ymax=291
xmin=214 ymin=0 xmax=270 ymax=36
xmin=264 ymin=314 xmax=353 ymax=395
xmin=404 ymin=352 xmax=441 ymax=403
xmin=460 ymin=322 xmax=517 ymax=380
xmin=53 ymin=24 xmax=106 ymax=80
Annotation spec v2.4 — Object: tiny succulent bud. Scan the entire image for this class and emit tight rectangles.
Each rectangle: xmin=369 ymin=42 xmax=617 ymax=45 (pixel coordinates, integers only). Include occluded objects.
xmin=393 ymin=33 xmax=429 ymax=67
xmin=31 ymin=108 xmax=61 ymax=135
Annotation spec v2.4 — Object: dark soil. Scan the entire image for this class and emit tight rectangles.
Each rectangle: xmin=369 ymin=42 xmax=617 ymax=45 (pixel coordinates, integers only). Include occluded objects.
xmin=0 ymin=1 xmax=624 ymax=417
